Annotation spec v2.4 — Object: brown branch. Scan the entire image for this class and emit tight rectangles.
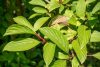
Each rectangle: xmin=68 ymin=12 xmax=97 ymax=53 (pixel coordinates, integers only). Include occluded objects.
xmin=35 ymin=33 xmax=46 ymax=44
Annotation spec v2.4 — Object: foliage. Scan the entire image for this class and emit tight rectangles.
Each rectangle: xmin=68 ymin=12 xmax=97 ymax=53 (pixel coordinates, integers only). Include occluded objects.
xmin=0 ymin=0 xmax=100 ymax=67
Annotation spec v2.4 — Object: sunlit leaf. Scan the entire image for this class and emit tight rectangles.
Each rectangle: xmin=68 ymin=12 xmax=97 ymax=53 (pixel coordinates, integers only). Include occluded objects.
xmin=93 ymin=52 xmax=100 ymax=60
xmin=76 ymin=0 xmax=86 ymax=19
xmin=43 ymin=42 xmax=56 ymax=66
xmin=78 ymin=25 xmax=91 ymax=49
xmin=72 ymin=57 xmax=79 ymax=67
xmin=40 ymin=27 xmax=69 ymax=53
xmin=57 ymin=52 xmax=69 ymax=59
xmin=29 ymin=0 xmax=46 ymax=7
xmin=3 ymin=38 xmax=40 ymax=51
xmin=4 ymin=24 xmax=34 ymax=36
xmin=13 ymin=16 xmax=35 ymax=33
xmin=32 ymin=7 xmax=47 ymax=13
xmin=92 ymin=2 xmax=100 ymax=14
xmin=72 ymin=40 xmax=87 ymax=64
xmin=29 ymin=14 xmax=41 ymax=19
xmin=90 ymin=31 xmax=100 ymax=42
xmin=34 ymin=17 xmax=49 ymax=31
xmin=51 ymin=60 xmax=66 ymax=67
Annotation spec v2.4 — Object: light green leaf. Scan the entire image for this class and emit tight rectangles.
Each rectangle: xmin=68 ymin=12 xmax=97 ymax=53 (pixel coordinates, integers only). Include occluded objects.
xmin=47 ymin=0 xmax=60 ymax=12
xmin=3 ymin=38 xmax=40 ymax=51
xmin=57 ymin=52 xmax=69 ymax=59
xmin=34 ymin=17 xmax=49 ymax=31
xmin=32 ymin=7 xmax=47 ymax=13
xmin=93 ymin=52 xmax=100 ymax=60
xmin=51 ymin=60 xmax=66 ymax=67
xmin=92 ymin=2 xmax=100 ymax=14
xmin=86 ymin=0 xmax=95 ymax=4
xmin=13 ymin=16 xmax=35 ymax=33
xmin=40 ymin=27 xmax=69 ymax=53
xmin=59 ymin=5 xmax=64 ymax=14
xmin=76 ymin=0 xmax=86 ymax=19
xmin=29 ymin=0 xmax=46 ymax=7
xmin=90 ymin=31 xmax=100 ymax=42
xmin=63 ymin=0 xmax=70 ymax=4
xmin=72 ymin=40 xmax=87 ymax=64
xmin=29 ymin=14 xmax=41 ymax=19
xmin=78 ymin=25 xmax=91 ymax=49
xmin=4 ymin=24 xmax=34 ymax=36
xmin=72 ymin=57 xmax=79 ymax=67
xmin=43 ymin=42 xmax=56 ymax=66
xmin=64 ymin=9 xmax=73 ymax=18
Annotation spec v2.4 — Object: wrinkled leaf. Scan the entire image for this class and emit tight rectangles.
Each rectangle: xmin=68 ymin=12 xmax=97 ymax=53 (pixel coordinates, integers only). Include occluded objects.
xmin=78 ymin=25 xmax=91 ymax=49
xmin=93 ymin=52 xmax=100 ymax=60
xmin=43 ymin=42 xmax=56 ymax=66
xmin=13 ymin=16 xmax=35 ymax=32
xmin=29 ymin=0 xmax=46 ymax=7
xmin=4 ymin=24 xmax=34 ymax=36
xmin=3 ymin=38 xmax=40 ymax=51
xmin=51 ymin=60 xmax=66 ymax=67
xmin=34 ymin=17 xmax=49 ymax=31
xmin=32 ymin=7 xmax=47 ymax=13
xmin=90 ymin=31 xmax=100 ymax=42
xmin=40 ymin=27 xmax=69 ymax=53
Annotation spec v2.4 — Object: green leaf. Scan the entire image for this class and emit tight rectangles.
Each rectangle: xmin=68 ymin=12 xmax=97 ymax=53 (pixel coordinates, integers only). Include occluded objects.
xmin=47 ymin=0 xmax=60 ymax=12
xmin=29 ymin=14 xmax=41 ymax=19
xmin=78 ymin=25 xmax=91 ymax=49
xmin=3 ymin=38 xmax=40 ymax=51
xmin=51 ymin=60 xmax=66 ymax=67
xmin=32 ymin=7 xmax=47 ymax=13
xmin=72 ymin=40 xmax=87 ymax=64
xmin=4 ymin=24 xmax=34 ymax=36
xmin=92 ymin=2 xmax=100 ymax=14
xmin=13 ymin=16 xmax=35 ymax=33
xmin=86 ymin=0 xmax=95 ymax=4
xmin=64 ymin=9 xmax=73 ymax=18
xmin=34 ymin=17 xmax=49 ymax=31
xmin=72 ymin=57 xmax=79 ymax=67
xmin=90 ymin=31 xmax=100 ymax=42
xmin=40 ymin=27 xmax=69 ymax=53
xmin=57 ymin=52 xmax=69 ymax=59
xmin=76 ymin=0 xmax=86 ymax=19
xmin=43 ymin=42 xmax=56 ymax=66
xmin=59 ymin=5 xmax=64 ymax=14
xmin=93 ymin=52 xmax=100 ymax=60
xmin=29 ymin=0 xmax=46 ymax=7
xmin=63 ymin=0 xmax=70 ymax=4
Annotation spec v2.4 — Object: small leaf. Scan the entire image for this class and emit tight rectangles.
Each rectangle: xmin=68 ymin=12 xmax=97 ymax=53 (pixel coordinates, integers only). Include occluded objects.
xmin=4 ymin=24 xmax=34 ymax=36
xmin=72 ymin=57 xmax=79 ymax=67
xmin=90 ymin=31 xmax=100 ymax=42
xmin=47 ymin=0 xmax=60 ymax=12
xmin=13 ymin=16 xmax=35 ymax=32
xmin=29 ymin=14 xmax=41 ymax=19
xmin=3 ymin=38 xmax=40 ymax=51
xmin=29 ymin=0 xmax=46 ymax=7
xmin=34 ymin=17 xmax=49 ymax=31
xmin=43 ymin=42 xmax=56 ymax=66
xmin=72 ymin=40 xmax=87 ymax=64
xmin=57 ymin=52 xmax=69 ymax=59
xmin=76 ymin=0 xmax=86 ymax=19
xmin=78 ymin=25 xmax=91 ymax=49
xmin=51 ymin=60 xmax=66 ymax=67
xmin=93 ymin=52 xmax=100 ymax=60
xmin=59 ymin=5 xmax=64 ymax=14
xmin=32 ymin=7 xmax=47 ymax=13
xmin=40 ymin=27 xmax=69 ymax=53
xmin=92 ymin=2 xmax=100 ymax=14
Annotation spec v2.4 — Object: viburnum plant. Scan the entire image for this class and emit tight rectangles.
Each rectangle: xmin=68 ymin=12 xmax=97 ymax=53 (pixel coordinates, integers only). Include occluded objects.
xmin=3 ymin=0 xmax=100 ymax=67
